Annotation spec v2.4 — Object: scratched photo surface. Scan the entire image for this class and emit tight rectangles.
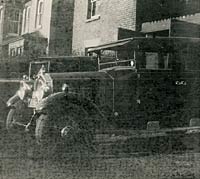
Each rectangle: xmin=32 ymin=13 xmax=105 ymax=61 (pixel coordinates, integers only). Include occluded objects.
xmin=0 ymin=0 xmax=200 ymax=179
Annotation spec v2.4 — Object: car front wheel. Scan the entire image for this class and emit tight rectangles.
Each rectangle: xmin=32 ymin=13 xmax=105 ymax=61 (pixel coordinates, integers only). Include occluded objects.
xmin=35 ymin=103 xmax=96 ymax=157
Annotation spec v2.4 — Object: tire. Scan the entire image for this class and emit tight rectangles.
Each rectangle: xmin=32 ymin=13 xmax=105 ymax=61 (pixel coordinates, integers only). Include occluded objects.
xmin=6 ymin=101 xmax=34 ymax=154
xmin=35 ymin=114 xmax=59 ymax=146
xmin=35 ymin=103 xmax=96 ymax=157
xmin=6 ymin=109 xmax=15 ymax=130
xmin=6 ymin=100 xmax=32 ymax=132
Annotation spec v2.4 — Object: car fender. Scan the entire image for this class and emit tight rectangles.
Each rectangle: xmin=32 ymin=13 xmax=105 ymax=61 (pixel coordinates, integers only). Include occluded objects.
xmin=35 ymin=91 xmax=106 ymax=123
xmin=6 ymin=94 xmax=21 ymax=108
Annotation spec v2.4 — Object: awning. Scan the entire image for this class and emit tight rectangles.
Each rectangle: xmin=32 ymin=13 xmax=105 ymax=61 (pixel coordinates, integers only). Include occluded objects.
xmin=142 ymin=20 xmax=171 ymax=33
xmin=1 ymin=36 xmax=24 ymax=46
xmin=87 ymin=38 xmax=133 ymax=52
xmin=1 ymin=31 xmax=47 ymax=46
xmin=87 ymin=36 xmax=200 ymax=53
xmin=142 ymin=13 xmax=200 ymax=33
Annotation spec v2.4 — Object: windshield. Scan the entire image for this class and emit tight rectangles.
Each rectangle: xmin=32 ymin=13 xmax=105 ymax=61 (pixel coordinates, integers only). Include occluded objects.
xmin=29 ymin=61 xmax=50 ymax=79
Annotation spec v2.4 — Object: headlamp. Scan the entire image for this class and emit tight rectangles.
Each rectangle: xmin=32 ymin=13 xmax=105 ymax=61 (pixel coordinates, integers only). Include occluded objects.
xmin=62 ymin=83 xmax=69 ymax=93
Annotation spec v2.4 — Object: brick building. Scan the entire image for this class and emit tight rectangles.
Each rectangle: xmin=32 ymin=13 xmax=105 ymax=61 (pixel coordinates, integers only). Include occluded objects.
xmin=0 ymin=0 xmax=74 ymax=59
xmin=72 ymin=0 xmax=139 ymax=55
xmin=138 ymin=0 xmax=200 ymax=73
xmin=140 ymin=0 xmax=200 ymax=37
xmin=72 ymin=0 xmax=200 ymax=55
xmin=1 ymin=0 xmax=199 ymax=59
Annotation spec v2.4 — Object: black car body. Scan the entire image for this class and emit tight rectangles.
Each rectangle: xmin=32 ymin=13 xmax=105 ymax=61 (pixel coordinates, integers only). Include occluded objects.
xmin=4 ymin=37 xmax=200 ymax=154
xmin=36 ymin=37 xmax=200 ymax=130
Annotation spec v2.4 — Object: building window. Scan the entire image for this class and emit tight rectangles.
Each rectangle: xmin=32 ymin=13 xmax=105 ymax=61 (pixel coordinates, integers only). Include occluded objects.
xmin=8 ymin=9 xmax=21 ymax=34
xmin=35 ymin=0 xmax=44 ymax=28
xmin=17 ymin=46 xmax=23 ymax=56
xmin=9 ymin=46 xmax=23 ymax=56
xmin=10 ymin=48 xmax=16 ymax=57
xmin=87 ymin=0 xmax=97 ymax=19
xmin=22 ymin=6 xmax=30 ymax=33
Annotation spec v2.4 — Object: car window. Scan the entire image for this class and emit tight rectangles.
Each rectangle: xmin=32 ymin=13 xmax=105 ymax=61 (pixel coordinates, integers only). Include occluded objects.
xmin=139 ymin=52 xmax=169 ymax=70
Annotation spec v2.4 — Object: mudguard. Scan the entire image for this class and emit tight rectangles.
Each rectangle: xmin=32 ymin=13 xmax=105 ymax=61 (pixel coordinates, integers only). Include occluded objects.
xmin=6 ymin=94 xmax=21 ymax=108
xmin=35 ymin=92 xmax=106 ymax=125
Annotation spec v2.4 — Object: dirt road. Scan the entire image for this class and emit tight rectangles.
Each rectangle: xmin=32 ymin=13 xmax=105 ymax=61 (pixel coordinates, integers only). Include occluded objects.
xmin=0 ymin=130 xmax=199 ymax=179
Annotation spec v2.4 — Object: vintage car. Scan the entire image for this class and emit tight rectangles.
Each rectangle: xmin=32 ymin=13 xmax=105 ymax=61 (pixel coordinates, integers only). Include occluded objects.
xmin=5 ymin=37 xmax=200 ymax=154
xmin=5 ymin=56 xmax=102 ymax=153
xmin=6 ymin=61 xmax=52 ymax=131
xmin=36 ymin=37 xmax=200 ymax=152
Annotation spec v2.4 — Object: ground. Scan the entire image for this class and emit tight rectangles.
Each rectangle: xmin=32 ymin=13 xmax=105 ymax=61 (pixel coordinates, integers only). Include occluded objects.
xmin=0 ymin=129 xmax=200 ymax=179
